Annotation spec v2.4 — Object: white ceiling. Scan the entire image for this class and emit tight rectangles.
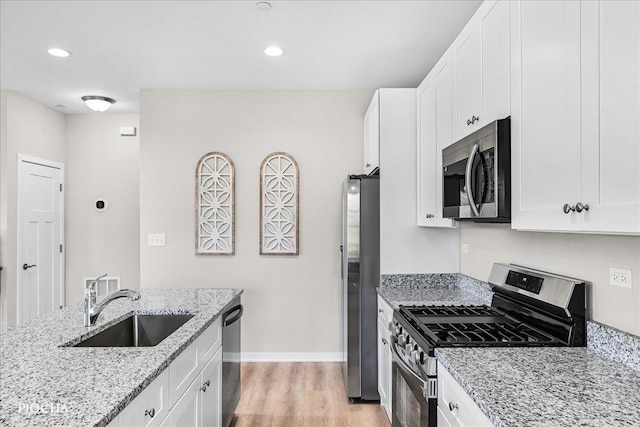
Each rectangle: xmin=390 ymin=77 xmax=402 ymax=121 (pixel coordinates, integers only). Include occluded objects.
xmin=0 ymin=0 xmax=481 ymax=114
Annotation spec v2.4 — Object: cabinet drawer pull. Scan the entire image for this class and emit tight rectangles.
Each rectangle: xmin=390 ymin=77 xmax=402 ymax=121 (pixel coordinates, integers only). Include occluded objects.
xmin=205 ymin=380 xmax=210 ymax=387
xmin=144 ymin=408 xmax=156 ymax=418
xmin=382 ymin=338 xmax=388 ymax=345
xmin=201 ymin=384 xmax=207 ymax=392
xmin=366 ymin=163 xmax=371 ymax=167
xmin=448 ymin=402 xmax=458 ymax=412
xmin=562 ymin=204 xmax=576 ymax=214
xmin=378 ymin=309 xmax=384 ymax=314
xmin=467 ymin=118 xmax=472 ymax=126
xmin=576 ymin=202 xmax=589 ymax=212
xmin=425 ymin=213 xmax=434 ymax=219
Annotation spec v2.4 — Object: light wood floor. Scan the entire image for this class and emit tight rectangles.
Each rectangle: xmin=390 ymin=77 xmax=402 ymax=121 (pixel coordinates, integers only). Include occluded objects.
xmin=231 ymin=362 xmax=391 ymax=427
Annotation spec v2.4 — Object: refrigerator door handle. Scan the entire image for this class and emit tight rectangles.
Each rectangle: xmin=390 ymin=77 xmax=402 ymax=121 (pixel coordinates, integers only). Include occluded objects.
xmin=340 ymin=245 xmax=344 ymax=279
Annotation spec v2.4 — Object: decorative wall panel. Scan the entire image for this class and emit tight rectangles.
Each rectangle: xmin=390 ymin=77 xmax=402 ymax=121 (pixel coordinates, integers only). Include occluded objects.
xmin=196 ymin=152 xmax=235 ymax=255
xmin=260 ymin=152 xmax=299 ymax=255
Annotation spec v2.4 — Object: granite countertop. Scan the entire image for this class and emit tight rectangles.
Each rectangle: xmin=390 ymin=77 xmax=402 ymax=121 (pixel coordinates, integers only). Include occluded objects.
xmin=0 ymin=288 xmax=243 ymax=427
xmin=435 ymin=346 xmax=640 ymax=427
xmin=378 ymin=273 xmax=494 ymax=308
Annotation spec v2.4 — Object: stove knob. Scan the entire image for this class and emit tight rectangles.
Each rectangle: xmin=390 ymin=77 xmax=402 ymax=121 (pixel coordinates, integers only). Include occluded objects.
xmin=418 ymin=351 xmax=426 ymax=364
xmin=395 ymin=325 xmax=403 ymax=336
xmin=410 ymin=349 xmax=419 ymax=363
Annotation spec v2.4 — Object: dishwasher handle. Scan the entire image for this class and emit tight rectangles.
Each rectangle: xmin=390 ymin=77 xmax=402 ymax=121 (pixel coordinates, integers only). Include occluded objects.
xmin=223 ymin=304 xmax=243 ymax=327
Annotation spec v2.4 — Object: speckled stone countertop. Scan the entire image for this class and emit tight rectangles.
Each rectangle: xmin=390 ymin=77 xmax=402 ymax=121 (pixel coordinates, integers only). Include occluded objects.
xmin=0 ymin=288 xmax=242 ymax=427
xmin=378 ymin=273 xmax=493 ymax=308
xmin=435 ymin=321 xmax=640 ymax=427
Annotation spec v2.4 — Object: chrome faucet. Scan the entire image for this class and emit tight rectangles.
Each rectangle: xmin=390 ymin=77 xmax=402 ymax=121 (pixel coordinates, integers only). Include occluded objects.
xmin=83 ymin=273 xmax=141 ymax=327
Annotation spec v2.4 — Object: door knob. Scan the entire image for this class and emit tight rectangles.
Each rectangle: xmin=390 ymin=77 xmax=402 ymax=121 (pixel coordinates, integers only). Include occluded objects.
xmin=562 ymin=204 xmax=575 ymax=214
xmin=576 ymin=202 xmax=590 ymax=212
xmin=22 ymin=264 xmax=36 ymax=270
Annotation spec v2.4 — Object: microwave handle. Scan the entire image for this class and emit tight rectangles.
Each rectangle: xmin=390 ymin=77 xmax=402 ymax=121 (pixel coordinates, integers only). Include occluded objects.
xmin=465 ymin=143 xmax=481 ymax=217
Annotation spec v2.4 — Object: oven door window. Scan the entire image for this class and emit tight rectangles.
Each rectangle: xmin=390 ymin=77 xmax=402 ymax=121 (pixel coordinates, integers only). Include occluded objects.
xmin=391 ymin=355 xmax=431 ymax=427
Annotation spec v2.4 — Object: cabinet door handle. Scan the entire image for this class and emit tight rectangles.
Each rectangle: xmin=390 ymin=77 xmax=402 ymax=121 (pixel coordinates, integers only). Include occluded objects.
xmin=365 ymin=163 xmax=371 ymax=167
xmin=22 ymin=264 xmax=36 ymax=270
xmin=425 ymin=213 xmax=434 ymax=219
xmin=205 ymin=380 xmax=210 ymax=387
xmin=144 ymin=408 xmax=155 ymax=418
xmin=576 ymin=202 xmax=589 ymax=212
xmin=201 ymin=384 xmax=207 ymax=392
xmin=381 ymin=338 xmax=388 ymax=345
xmin=466 ymin=116 xmax=480 ymax=126
xmin=448 ymin=402 xmax=459 ymax=412
xmin=563 ymin=204 xmax=576 ymax=214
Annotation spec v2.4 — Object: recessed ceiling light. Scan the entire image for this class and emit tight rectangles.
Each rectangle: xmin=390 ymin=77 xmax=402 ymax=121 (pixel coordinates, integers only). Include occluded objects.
xmin=256 ymin=2 xmax=271 ymax=11
xmin=264 ymin=46 xmax=284 ymax=57
xmin=81 ymin=95 xmax=115 ymax=112
xmin=47 ymin=48 xmax=71 ymax=58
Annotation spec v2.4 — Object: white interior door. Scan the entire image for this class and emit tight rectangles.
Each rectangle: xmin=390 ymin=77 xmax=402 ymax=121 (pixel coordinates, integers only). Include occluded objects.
xmin=18 ymin=155 xmax=64 ymax=323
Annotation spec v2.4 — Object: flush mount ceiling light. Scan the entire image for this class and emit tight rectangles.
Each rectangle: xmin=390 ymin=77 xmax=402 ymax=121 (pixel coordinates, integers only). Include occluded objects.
xmin=255 ymin=2 xmax=271 ymax=11
xmin=264 ymin=46 xmax=284 ymax=57
xmin=47 ymin=48 xmax=71 ymax=58
xmin=81 ymin=95 xmax=115 ymax=112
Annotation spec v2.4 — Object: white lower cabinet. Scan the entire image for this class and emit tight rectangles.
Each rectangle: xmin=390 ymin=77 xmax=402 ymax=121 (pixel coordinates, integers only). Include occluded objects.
xmin=118 ymin=317 xmax=223 ymax=427
xmin=119 ymin=369 xmax=170 ymax=427
xmin=437 ymin=361 xmax=492 ymax=427
xmin=170 ymin=375 xmax=201 ymax=427
xmin=377 ymin=296 xmax=393 ymax=421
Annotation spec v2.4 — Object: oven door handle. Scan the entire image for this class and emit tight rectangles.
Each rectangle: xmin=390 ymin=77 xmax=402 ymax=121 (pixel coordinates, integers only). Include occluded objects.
xmin=390 ymin=339 xmax=427 ymax=388
xmin=465 ymin=143 xmax=481 ymax=217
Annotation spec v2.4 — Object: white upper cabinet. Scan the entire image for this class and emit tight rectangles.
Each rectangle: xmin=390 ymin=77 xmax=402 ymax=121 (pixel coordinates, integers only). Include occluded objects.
xmin=511 ymin=0 xmax=582 ymax=232
xmin=452 ymin=0 xmax=510 ymax=141
xmin=580 ymin=0 xmax=640 ymax=234
xmin=364 ymin=91 xmax=380 ymax=174
xmin=512 ymin=0 xmax=640 ymax=235
xmin=417 ymin=49 xmax=457 ymax=228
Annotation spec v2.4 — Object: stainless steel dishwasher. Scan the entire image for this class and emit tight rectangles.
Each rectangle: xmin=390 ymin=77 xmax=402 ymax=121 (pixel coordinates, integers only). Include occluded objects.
xmin=222 ymin=299 xmax=243 ymax=427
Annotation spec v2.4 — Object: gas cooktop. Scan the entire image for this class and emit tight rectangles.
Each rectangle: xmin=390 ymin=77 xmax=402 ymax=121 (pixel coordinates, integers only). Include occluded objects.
xmin=397 ymin=304 xmax=560 ymax=347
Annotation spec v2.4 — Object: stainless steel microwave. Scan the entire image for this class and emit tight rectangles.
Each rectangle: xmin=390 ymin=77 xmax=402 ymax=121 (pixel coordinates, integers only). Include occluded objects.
xmin=442 ymin=118 xmax=511 ymax=222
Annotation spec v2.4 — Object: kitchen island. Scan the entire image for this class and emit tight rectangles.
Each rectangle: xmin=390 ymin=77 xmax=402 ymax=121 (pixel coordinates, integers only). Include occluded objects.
xmin=0 ymin=288 xmax=242 ymax=427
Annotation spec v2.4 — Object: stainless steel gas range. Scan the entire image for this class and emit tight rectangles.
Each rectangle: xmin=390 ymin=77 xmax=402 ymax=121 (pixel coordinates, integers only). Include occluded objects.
xmin=390 ymin=263 xmax=587 ymax=427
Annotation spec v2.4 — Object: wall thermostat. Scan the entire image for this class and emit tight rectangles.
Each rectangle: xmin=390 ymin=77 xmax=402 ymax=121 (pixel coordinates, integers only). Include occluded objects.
xmin=95 ymin=199 xmax=109 ymax=212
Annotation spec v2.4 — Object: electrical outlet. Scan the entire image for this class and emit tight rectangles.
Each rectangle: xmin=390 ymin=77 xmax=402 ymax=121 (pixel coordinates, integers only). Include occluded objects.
xmin=609 ymin=268 xmax=632 ymax=289
xmin=461 ymin=244 xmax=470 ymax=254
xmin=148 ymin=233 xmax=165 ymax=247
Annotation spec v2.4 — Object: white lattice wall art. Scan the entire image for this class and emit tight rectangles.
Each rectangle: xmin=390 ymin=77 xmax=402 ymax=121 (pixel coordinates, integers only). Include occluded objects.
xmin=260 ymin=152 xmax=299 ymax=255
xmin=196 ymin=152 xmax=235 ymax=255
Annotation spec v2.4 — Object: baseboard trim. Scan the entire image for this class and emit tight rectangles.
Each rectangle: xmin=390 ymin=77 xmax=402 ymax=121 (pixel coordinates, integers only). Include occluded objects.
xmin=242 ymin=352 xmax=344 ymax=362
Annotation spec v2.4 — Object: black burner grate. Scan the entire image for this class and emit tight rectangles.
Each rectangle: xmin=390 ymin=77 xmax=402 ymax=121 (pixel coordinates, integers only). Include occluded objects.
xmin=397 ymin=304 xmax=560 ymax=347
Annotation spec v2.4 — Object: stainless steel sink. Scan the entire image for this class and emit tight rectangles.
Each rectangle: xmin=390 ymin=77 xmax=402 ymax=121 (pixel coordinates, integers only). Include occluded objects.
xmin=73 ymin=313 xmax=194 ymax=347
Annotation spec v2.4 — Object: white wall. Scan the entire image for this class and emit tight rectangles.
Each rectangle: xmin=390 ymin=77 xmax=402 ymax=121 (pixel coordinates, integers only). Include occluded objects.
xmin=0 ymin=91 xmax=66 ymax=329
xmin=379 ymin=89 xmax=459 ymax=273
xmin=65 ymin=115 xmax=140 ymax=306
xmin=140 ymin=90 xmax=371 ymax=357
xmin=460 ymin=224 xmax=640 ymax=335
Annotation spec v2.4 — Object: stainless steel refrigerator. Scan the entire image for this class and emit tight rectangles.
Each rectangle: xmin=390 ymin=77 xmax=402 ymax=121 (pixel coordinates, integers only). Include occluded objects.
xmin=341 ymin=174 xmax=380 ymax=402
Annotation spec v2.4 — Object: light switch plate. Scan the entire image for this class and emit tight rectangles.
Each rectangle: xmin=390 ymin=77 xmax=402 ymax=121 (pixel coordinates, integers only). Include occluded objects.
xmin=148 ymin=233 xmax=165 ymax=247
xmin=609 ymin=268 xmax=632 ymax=288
